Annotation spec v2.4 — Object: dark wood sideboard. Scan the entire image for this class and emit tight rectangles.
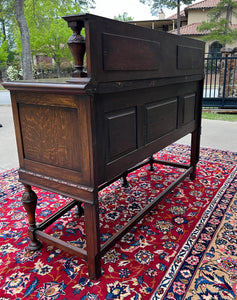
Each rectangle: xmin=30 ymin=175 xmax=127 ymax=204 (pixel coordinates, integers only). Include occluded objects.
xmin=3 ymin=13 xmax=205 ymax=280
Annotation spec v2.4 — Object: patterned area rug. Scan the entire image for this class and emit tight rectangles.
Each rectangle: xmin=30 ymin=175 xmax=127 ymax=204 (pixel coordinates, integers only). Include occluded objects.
xmin=0 ymin=144 xmax=236 ymax=300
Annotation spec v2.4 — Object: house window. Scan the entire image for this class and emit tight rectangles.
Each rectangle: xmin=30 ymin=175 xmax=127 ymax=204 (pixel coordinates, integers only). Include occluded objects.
xmin=209 ymin=41 xmax=223 ymax=56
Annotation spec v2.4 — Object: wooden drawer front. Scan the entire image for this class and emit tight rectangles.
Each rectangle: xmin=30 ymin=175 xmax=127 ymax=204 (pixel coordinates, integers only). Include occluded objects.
xmin=145 ymin=98 xmax=178 ymax=144
xmin=105 ymin=107 xmax=137 ymax=162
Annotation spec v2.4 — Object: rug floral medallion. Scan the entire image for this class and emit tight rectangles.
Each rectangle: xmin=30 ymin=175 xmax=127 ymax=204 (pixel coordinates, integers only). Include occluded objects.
xmin=0 ymin=144 xmax=236 ymax=300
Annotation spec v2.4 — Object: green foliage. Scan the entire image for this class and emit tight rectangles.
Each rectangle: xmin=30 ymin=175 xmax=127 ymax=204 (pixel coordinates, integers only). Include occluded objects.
xmin=14 ymin=1 xmax=81 ymax=64
xmin=6 ymin=62 xmax=72 ymax=81
xmin=114 ymin=12 xmax=134 ymax=22
xmin=199 ymin=20 xmax=237 ymax=44
xmin=202 ymin=111 xmax=237 ymax=121
xmin=0 ymin=0 xmax=95 ymax=77
xmin=198 ymin=0 xmax=237 ymax=44
xmin=0 ymin=0 xmax=17 ymax=65
xmin=207 ymin=0 xmax=237 ymax=20
xmin=0 ymin=33 xmax=8 ymax=68
xmin=33 ymin=61 xmax=73 ymax=79
xmin=0 ymin=0 xmax=15 ymax=51
xmin=7 ymin=65 xmax=23 ymax=81
xmin=140 ymin=0 xmax=193 ymax=15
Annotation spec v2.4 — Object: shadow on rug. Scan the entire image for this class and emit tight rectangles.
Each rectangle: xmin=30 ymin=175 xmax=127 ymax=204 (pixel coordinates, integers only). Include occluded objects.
xmin=0 ymin=144 xmax=236 ymax=300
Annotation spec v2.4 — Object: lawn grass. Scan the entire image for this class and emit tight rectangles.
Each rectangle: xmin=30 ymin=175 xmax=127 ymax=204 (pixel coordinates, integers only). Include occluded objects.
xmin=0 ymin=86 xmax=5 ymax=90
xmin=202 ymin=111 xmax=237 ymax=121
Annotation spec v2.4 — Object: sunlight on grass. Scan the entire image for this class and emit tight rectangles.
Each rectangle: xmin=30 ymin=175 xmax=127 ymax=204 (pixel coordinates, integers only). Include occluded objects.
xmin=202 ymin=112 xmax=237 ymax=121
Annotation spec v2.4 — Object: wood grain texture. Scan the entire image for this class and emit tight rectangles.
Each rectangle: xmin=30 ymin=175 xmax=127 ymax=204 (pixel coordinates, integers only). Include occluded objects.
xmin=19 ymin=103 xmax=81 ymax=170
xmin=103 ymin=33 xmax=160 ymax=71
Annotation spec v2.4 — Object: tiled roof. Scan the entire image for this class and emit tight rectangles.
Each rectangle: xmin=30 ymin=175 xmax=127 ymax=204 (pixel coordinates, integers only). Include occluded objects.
xmin=167 ymin=0 xmax=237 ymax=19
xmin=169 ymin=22 xmax=237 ymax=35
xmin=167 ymin=10 xmax=186 ymax=19
xmin=166 ymin=0 xmax=220 ymax=19
xmin=186 ymin=0 xmax=220 ymax=10
xmin=169 ymin=23 xmax=205 ymax=35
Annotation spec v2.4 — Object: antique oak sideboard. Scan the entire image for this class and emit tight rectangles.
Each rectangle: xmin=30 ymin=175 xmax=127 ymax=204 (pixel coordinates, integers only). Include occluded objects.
xmin=3 ymin=14 xmax=205 ymax=280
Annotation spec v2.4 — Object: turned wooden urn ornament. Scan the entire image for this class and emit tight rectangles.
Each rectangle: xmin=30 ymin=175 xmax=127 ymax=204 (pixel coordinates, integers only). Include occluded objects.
xmin=67 ymin=24 xmax=87 ymax=80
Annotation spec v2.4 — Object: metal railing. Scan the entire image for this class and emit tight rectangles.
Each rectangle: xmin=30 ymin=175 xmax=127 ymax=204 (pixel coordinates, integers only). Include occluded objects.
xmin=203 ymin=52 xmax=237 ymax=108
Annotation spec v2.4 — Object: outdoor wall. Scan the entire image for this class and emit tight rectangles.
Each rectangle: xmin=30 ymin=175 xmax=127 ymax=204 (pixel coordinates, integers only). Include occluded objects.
xmin=187 ymin=9 xmax=209 ymax=24
xmin=230 ymin=10 xmax=237 ymax=23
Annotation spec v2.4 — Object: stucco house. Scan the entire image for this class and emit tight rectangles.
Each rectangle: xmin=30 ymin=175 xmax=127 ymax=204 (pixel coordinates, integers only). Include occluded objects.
xmin=129 ymin=9 xmax=187 ymax=32
xmin=169 ymin=0 xmax=237 ymax=52
xmin=129 ymin=0 xmax=237 ymax=53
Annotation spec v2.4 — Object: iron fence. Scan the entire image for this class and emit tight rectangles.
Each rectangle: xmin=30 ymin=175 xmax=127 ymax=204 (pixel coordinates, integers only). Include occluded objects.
xmin=203 ymin=52 xmax=237 ymax=108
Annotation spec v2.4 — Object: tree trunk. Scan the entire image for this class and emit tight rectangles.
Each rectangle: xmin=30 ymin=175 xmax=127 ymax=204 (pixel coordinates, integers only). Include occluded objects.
xmin=15 ymin=0 xmax=33 ymax=80
xmin=222 ymin=3 xmax=232 ymax=47
xmin=53 ymin=53 xmax=61 ymax=78
xmin=56 ymin=61 xmax=61 ymax=78
xmin=177 ymin=0 xmax=181 ymax=35
xmin=226 ymin=3 xmax=231 ymax=23
xmin=0 ymin=19 xmax=7 ymax=39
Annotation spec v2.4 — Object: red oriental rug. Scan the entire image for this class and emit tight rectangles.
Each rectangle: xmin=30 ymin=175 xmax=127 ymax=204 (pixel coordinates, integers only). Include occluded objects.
xmin=0 ymin=144 xmax=236 ymax=300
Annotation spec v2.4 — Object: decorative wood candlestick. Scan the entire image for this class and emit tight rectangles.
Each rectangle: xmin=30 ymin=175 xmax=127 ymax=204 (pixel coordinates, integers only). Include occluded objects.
xmin=67 ymin=23 xmax=87 ymax=81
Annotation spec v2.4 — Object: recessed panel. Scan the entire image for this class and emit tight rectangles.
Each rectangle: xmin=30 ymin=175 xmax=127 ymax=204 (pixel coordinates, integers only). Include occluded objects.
xmin=145 ymin=99 xmax=178 ymax=143
xmin=103 ymin=33 xmax=160 ymax=71
xmin=183 ymin=94 xmax=196 ymax=124
xmin=177 ymin=45 xmax=203 ymax=70
xmin=106 ymin=108 xmax=137 ymax=162
xmin=19 ymin=103 xmax=82 ymax=171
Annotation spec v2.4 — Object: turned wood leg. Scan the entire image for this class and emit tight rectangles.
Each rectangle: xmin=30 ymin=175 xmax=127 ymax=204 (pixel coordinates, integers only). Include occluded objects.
xmin=190 ymin=128 xmax=201 ymax=180
xmin=21 ymin=185 xmax=42 ymax=250
xmin=121 ymin=171 xmax=129 ymax=188
xmin=84 ymin=201 xmax=101 ymax=280
xmin=149 ymin=155 xmax=155 ymax=171
xmin=75 ymin=201 xmax=84 ymax=216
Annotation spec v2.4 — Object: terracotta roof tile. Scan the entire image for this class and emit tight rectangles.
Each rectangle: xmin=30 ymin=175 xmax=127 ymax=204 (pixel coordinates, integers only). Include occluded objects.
xmin=167 ymin=0 xmax=237 ymax=19
xmin=167 ymin=10 xmax=186 ymax=19
xmin=167 ymin=0 xmax=220 ymax=19
xmin=169 ymin=22 xmax=237 ymax=35
xmin=186 ymin=0 xmax=220 ymax=10
xmin=169 ymin=23 xmax=205 ymax=35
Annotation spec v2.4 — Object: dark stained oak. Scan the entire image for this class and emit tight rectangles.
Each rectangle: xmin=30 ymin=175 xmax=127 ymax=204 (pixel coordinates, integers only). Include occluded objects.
xmin=3 ymin=13 xmax=205 ymax=280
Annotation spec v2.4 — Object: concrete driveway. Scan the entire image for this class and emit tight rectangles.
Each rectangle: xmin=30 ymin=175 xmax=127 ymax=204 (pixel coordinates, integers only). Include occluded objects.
xmin=177 ymin=118 xmax=237 ymax=152
xmin=0 ymin=104 xmax=237 ymax=173
xmin=0 ymin=91 xmax=11 ymax=105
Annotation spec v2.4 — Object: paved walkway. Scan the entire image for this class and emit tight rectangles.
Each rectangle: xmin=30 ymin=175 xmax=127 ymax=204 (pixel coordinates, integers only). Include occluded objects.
xmin=177 ymin=118 xmax=237 ymax=152
xmin=0 ymin=104 xmax=237 ymax=173
xmin=0 ymin=91 xmax=11 ymax=105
